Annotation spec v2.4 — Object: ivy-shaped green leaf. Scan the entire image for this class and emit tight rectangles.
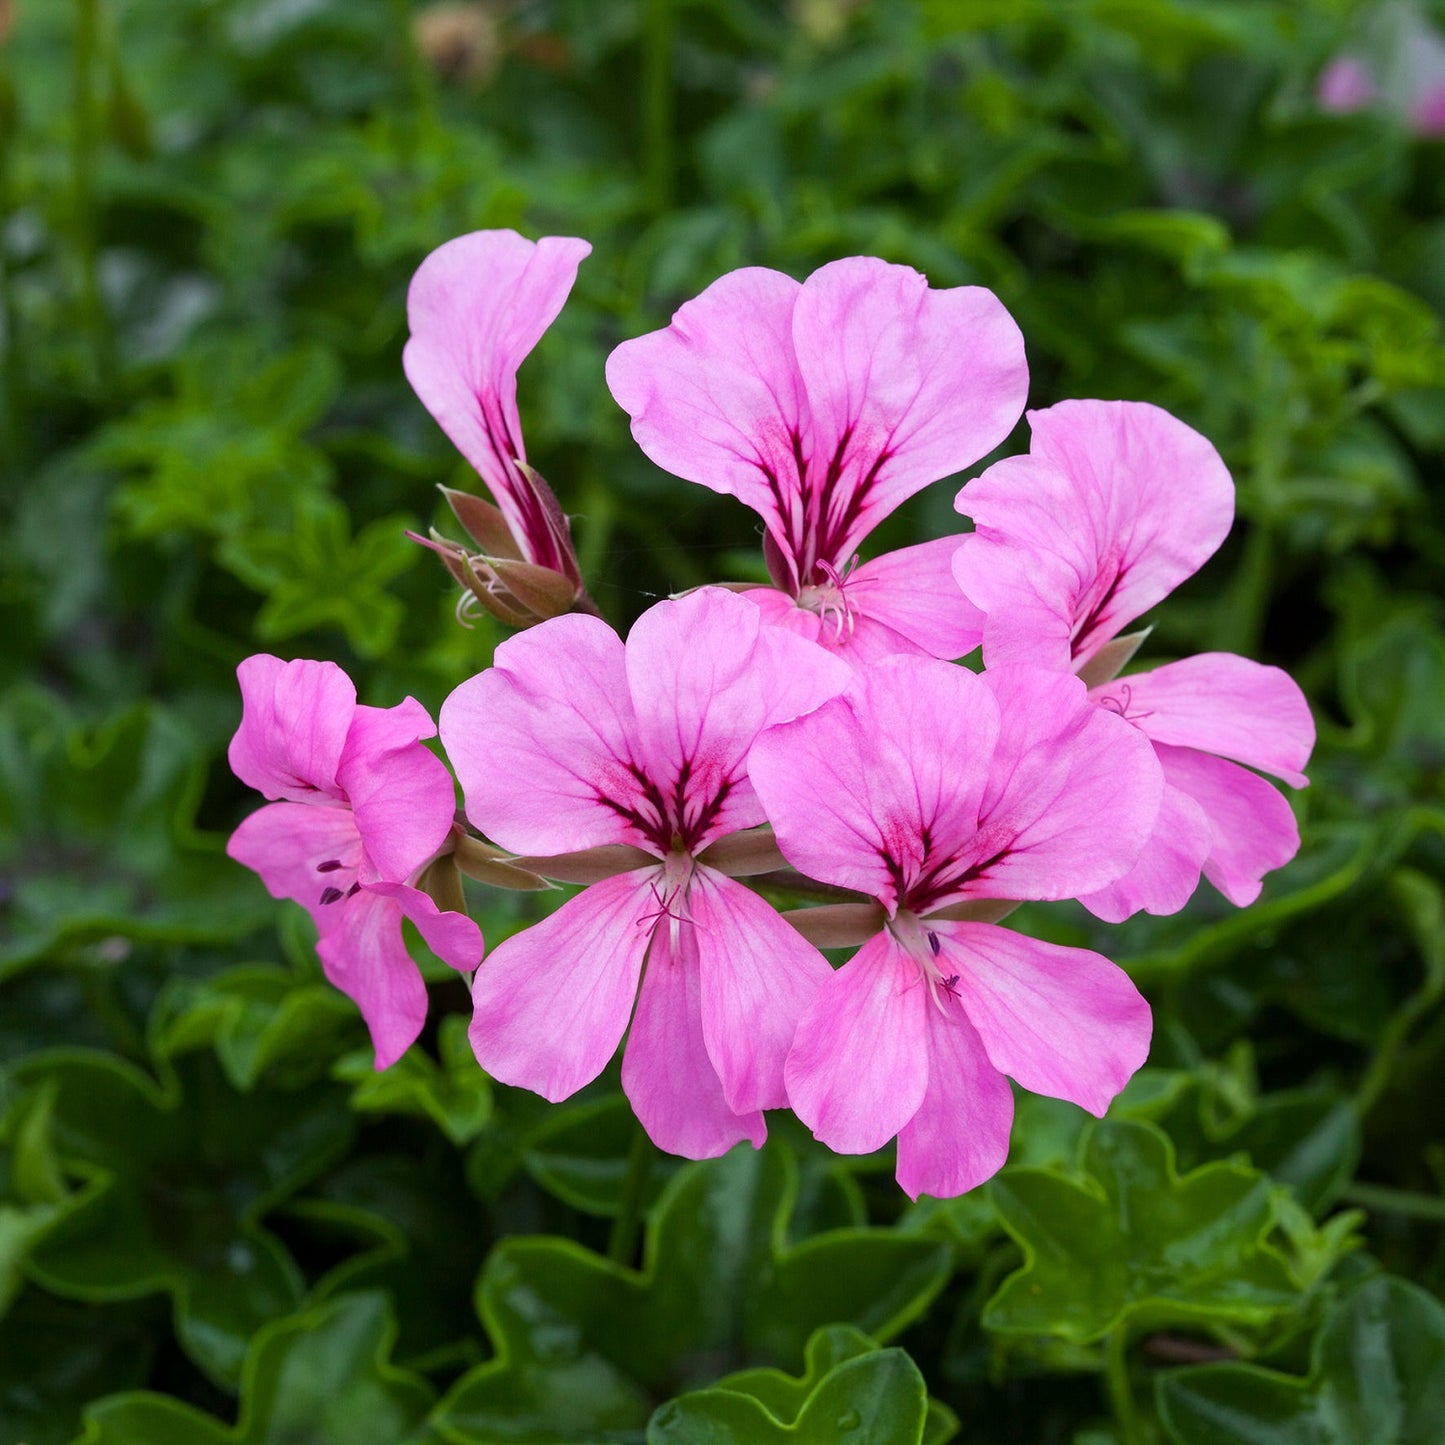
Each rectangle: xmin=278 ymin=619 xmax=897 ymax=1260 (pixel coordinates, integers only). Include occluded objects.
xmin=519 ymin=1091 xmax=667 ymax=1216
xmin=152 ymin=962 xmax=361 ymax=1092
xmin=900 ymin=1072 xmax=1189 ymax=1261
xmin=303 ymin=1147 xmax=494 ymax=1374
xmin=76 ymin=1291 xmax=435 ymax=1445
xmin=648 ymin=1324 xmax=957 ymax=1445
xmin=0 ymin=1292 xmax=157 ymax=1445
xmin=647 ymin=1350 xmax=933 ymax=1445
xmin=1157 ymin=1277 xmax=1445 ymax=1444
xmin=218 ymin=492 xmax=417 ymax=658
xmin=334 ymin=1015 xmax=492 ymax=1146
xmin=1166 ymin=1085 xmax=1361 ymax=1215
xmin=101 ymin=340 xmax=339 ymax=541
xmin=9 ymin=1048 xmax=354 ymax=1384
xmin=431 ymin=1142 xmax=953 ymax=1443
xmin=0 ymin=690 xmax=273 ymax=976
xmin=984 ymin=1120 xmax=1305 ymax=1343
xmin=0 ymin=1079 xmax=67 ymax=1316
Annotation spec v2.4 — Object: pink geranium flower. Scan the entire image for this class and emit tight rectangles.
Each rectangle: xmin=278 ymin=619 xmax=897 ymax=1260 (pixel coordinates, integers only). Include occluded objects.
xmin=226 ymin=655 xmax=483 ymax=1068
xmin=954 ymin=399 xmax=1315 ymax=920
xmin=606 ymin=257 xmax=1027 ymax=663
xmin=404 ymin=229 xmax=593 ymax=622
xmin=439 ymin=588 xmax=849 ymax=1157
xmin=749 ymin=658 xmax=1160 ymax=1199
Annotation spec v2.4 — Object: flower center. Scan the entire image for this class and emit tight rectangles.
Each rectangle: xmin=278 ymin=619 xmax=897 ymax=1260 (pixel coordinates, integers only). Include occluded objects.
xmin=637 ymin=851 xmax=695 ymax=958
xmin=796 ymin=555 xmax=861 ymax=645
xmin=312 ymin=843 xmax=364 ymax=909
xmin=887 ymin=908 xmax=959 ymax=1014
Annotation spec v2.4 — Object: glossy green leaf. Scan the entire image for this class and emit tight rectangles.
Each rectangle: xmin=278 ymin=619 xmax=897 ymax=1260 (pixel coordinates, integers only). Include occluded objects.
xmin=306 ymin=1147 xmax=494 ymax=1373
xmin=218 ymin=493 xmax=417 ymax=659
xmin=521 ymin=1092 xmax=675 ymax=1217
xmin=1155 ymin=1064 xmax=1363 ymax=1215
xmin=985 ymin=1120 xmax=1303 ymax=1343
xmin=152 ymin=963 xmax=360 ymax=1091
xmin=0 ymin=1292 xmax=157 ymax=1445
xmin=101 ymin=341 xmax=339 ymax=541
xmin=431 ymin=1143 xmax=952 ymax=1442
xmin=335 ymin=1015 xmax=492 ymax=1145
xmin=0 ymin=691 xmax=272 ymax=975
xmin=0 ymin=1080 xmax=66 ymax=1315
xmin=900 ymin=1072 xmax=1188 ymax=1260
xmin=1158 ymin=1277 xmax=1445 ymax=1444
xmin=77 ymin=1291 xmax=435 ymax=1445
xmin=647 ymin=1349 xmax=934 ymax=1444
xmin=11 ymin=1048 xmax=353 ymax=1384
xmin=653 ymin=1324 xmax=958 ymax=1445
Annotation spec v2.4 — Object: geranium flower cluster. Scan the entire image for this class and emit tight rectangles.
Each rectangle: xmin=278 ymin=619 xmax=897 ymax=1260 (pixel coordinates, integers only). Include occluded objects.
xmin=227 ymin=229 xmax=1314 ymax=1199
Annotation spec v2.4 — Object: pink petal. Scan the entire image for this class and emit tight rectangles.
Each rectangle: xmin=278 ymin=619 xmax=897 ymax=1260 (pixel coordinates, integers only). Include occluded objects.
xmin=344 ymin=696 xmax=436 ymax=754
xmin=403 ymin=230 xmax=590 ymax=572
xmin=843 ymin=537 xmax=985 ymax=661
xmin=784 ymin=931 xmax=929 ymax=1155
xmin=750 ymin=658 xmax=1000 ymax=909
xmin=952 ymin=520 xmax=1079 ymax=671
xmin=606 ymin=267 xmax=809 ymax=579
xmin=741 ymin=585 xmax=949 ymax=668
xmin=968 ymin=664 xmax=1162 ymax=903
xmin=1093 ymin=653 xmax=1313 ymax=788
xmin=339 ymin=702 xmax=457 ymax=884
xmin=622 ymin=916 xmax=767 ymax=1159
xmin=688 ymin=866 xmax=832 ymax=1115
xmin=788 ymin=257 xmax=1026 ymax=567
xmin=624 ymin=589 xmax=849 ymax=849
xmin=895 ymin=1004 xmax=1013 ymax=1200
xmin=469 ymin=869 xmax=657 ymax=1101
xmin=317 ymin=888 xmax=429 ymax=1071
xmin=369 ymin=881 xmax=484 ymax=972
xmin=958 ymin=401 xmax=1234 ymax=668
xmin=942 ymin=923 xmax=1151 ymax=1116
xmin=608 ymin=259 xmax=1025 ymax=587
xmin=228 ymin=655 xmax=355 ymax=802
xmin=1078 ymin=780 xmax=1213 ymax=922
xmin=440 ymin=615 xmax=652 ymax=857
xmin=226 ymin=802 xmax=361 ymax=929
xmin=1157 ymin=745 xmax=1301 ymax=907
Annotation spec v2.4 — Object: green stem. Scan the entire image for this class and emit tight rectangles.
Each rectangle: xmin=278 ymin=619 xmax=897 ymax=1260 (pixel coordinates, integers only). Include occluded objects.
xmin=1355 ymin=869 xmax=1445 ymax=1116
xmin=388 ymin=0 xmax=437 ymax=128
xmin=642 ymin=0 xmax=674 ymax=215
xmin=1104 ymin=1328 xmax=1144 ymax=1445
xmin=1342 ymin=1181 xmax=1445 ymax=1223
xmin=72 ymin=0 xmax=112 ymax=391
xmin=0 ymin=59 xmax=20 ymax=476
xmin=608 ymin=1121 xmax=654 ymax=1266
xmin=1219 ymin=520 xmax=1273 ymax=659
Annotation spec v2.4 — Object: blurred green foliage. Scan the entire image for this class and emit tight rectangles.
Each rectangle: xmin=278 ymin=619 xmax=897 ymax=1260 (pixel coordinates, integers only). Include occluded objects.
xmin=2 ymin=0 xmax=1443 ymax=1439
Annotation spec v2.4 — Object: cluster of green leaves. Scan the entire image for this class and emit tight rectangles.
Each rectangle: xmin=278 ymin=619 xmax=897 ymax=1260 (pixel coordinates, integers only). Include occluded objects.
xmin=3 ymin=0 xmax=1444 ymax=1440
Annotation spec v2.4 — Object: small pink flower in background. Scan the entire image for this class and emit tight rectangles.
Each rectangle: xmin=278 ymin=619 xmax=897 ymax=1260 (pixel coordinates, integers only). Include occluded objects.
xmin=1411 ymin=76 xmax=1445 ymax=135
xmin=1316 ymin=6 xmax=1445 ymax=138
xmin=227 ymin=655 xmax=483 ymax=1069
xmin=606 ymin=256 xmax=1027 ymax=664
xmin=404 ymin=229 xmax=593 ymax=623
xmin=1318 ymin=56 xmax=1377 ymax=114
xmin=954 ymin=399 xmax=1314 ymax=920
xmin=749 ymin=658 xmax=1160 ymax=1199
xmin=440 ymin=587 xmax=849 ymax=1158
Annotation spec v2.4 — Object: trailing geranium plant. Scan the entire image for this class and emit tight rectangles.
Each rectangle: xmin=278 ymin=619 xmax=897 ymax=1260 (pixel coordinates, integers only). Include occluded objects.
xmin=226 ymin=229 xmax=1315 ymax=1199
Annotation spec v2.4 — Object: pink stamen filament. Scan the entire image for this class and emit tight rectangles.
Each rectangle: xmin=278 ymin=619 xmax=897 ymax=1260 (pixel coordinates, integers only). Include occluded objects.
xmin=887 ymin=909 xmax=958 ymax=1016
xmin=798 ymin=553 xmax=862 ymax=644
